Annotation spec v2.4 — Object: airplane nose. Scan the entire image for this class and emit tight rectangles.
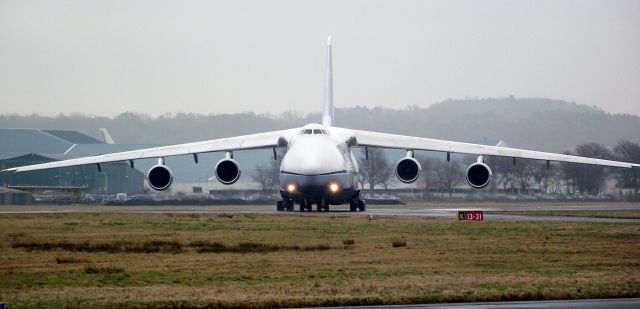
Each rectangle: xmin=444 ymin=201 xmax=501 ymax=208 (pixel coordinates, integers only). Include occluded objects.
xmin=300 ymin=157 xmax=323 ymax=173
xmin=280 ymin=138 xmax=345 ymax=175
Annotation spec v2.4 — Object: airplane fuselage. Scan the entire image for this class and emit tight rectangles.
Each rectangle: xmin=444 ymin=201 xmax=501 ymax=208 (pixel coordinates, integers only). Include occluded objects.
xmin=278 ymin=124 xmax=360 ymax=207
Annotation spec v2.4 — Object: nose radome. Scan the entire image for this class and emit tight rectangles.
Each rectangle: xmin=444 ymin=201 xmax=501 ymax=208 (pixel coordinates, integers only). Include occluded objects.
xmin=297 ymin=154 xmax=343 ymax=175
xmin=301 ymin=157 xmax=323 ymax=172
xmin=281 ymin=138 xmax=345 ymax=175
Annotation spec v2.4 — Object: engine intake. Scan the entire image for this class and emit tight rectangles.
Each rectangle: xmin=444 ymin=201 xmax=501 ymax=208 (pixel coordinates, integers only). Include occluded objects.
xmin=147 ymin=164 xmax=173 ymax=191
xmin=466 ymin=162 xmax=492 ymax=189
xmin=215 ymin=158 xmax=241 ymax=185
xmin=395 ymin=157 xmax=421 ymax=183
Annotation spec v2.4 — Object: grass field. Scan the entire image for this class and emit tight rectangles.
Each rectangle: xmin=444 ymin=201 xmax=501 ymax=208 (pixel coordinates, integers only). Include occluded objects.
xmin=1 ymin=212 xmax=639 ymax=308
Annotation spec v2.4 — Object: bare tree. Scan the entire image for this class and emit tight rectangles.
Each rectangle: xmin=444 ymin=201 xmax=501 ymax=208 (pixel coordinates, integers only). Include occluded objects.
xmin=253 ymin=164 xmax=275 ymax=192
xmin=434 ymin=159 xmax=463 ymax=198
xmin=252 ymin=150 xmax=283 ymax=193
xmin=511 ymin=159 xmax=536 ymax=194
xmin=417 ymin=155 xmax=436 ymax=198
xmin=562 ymin=143 xmax=613 ymax=194
xmin=487 ymin=156 xmax=517 ymax=193
xmin=532 ymin=161 xmax=553 ymax=194
xmin=614 ymin=140 xmax=640 ymax=194
xmin=357 ymin=148 xmax=393 ymax=193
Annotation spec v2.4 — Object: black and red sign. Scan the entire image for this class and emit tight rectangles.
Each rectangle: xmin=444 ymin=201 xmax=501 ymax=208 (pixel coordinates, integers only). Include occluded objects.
xmin=457 ymin=210 xmax=484 ymax=221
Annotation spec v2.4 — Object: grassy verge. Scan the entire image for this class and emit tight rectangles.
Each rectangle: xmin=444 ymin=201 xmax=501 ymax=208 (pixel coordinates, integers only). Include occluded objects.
xmin=1 ymin=212 xmax=639 ymax=308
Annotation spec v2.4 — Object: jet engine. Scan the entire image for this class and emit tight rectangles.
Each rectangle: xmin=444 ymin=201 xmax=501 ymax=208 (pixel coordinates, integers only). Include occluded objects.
xmin=215 ymin=158 xmax=241 ymax=185
xmin=395 ymin=157 xmax=422 ymax=183
xmin=466 ymin=162 xmax=492 ymax=189
xmin=147 ymin=164 xmax=174 ymax=191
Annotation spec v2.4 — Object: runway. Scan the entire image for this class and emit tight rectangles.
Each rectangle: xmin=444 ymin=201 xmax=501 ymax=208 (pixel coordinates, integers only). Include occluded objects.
xmin=1 ymin=203 xmax=639 ymax=222
xmin=367 ymin=207 xmax=640 ymax=223
xmin=314 ymin=298 xmax=640 ymax=308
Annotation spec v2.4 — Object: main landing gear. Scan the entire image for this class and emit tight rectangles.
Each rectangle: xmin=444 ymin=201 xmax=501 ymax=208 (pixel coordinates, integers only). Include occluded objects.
xmin=349 ymin=199 xmax=366 ymax=212
xmin=276 ymin=200 xmax=330 ymax=212
xmin=276 ymin=200 xmax=294 ymax=212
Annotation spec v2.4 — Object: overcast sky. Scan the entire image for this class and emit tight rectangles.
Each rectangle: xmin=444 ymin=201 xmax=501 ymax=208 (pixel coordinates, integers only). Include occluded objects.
xmin=1 ymin=0 xmax=639 ymax=117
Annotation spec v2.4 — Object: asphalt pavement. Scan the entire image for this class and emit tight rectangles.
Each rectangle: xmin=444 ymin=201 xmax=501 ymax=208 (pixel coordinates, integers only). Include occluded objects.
xmin=1 ymin=203 xmax=640 ymax=222
xmin=303 ymin=298 xmax=640 ymax=308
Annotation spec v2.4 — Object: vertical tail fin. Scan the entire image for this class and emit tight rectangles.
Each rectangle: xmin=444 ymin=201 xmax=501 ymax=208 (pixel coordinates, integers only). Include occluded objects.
xmin=322 ymin=36 xmax=334 ymax=127
xmin=99 ymin=128 xmax=115 ymax=144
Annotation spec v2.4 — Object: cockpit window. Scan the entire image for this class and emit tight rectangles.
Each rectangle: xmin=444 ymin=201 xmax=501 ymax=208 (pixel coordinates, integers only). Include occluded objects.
xmin=301 ymin=128 xmax=327 ymax=135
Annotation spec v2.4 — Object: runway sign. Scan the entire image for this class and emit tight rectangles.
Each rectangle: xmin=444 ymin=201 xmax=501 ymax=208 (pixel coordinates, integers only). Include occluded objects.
xmin=457 ymin=210 xmax=483 ymax=221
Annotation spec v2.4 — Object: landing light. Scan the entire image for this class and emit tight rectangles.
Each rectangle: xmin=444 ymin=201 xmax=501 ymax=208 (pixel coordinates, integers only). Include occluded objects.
xmin=329 ymin=182 xmax=340 ymax=193
xmin=287 ymin=184 xmax=296 ymax=193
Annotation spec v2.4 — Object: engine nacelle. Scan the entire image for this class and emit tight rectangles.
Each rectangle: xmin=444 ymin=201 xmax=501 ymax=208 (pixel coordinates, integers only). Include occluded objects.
xmin=395 ymin=157 xmax=422 ymax=183
xmin=466 ymin=162 xmax=492 ymax=189
xmin=147 ymin=164 xmax=174 ymax=191
xmin=215 ymin=158 xmax=241 ymax=185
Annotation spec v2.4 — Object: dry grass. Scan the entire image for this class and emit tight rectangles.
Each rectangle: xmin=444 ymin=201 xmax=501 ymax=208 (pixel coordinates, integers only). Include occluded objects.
xmin=392 ymin=239 xmax=407 ymax=248
xmin=13 ymin=239 xmax=184 ymax=253
xmin=193 ymin=241 xmax=333 ymax=253
xmin=55 ymin=257 xmax=89 ymax=264
xmin=84 ymin=265 xmax=124 ymax=274
xmin=0 ymin=212 xmax=639 ymax=308
xmin=342 ymin=239 xmax=355 ymax=245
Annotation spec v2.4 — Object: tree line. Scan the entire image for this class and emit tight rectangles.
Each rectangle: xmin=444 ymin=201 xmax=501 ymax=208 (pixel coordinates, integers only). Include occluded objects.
xmin=2 ymin=98 xmax=639 ymax=152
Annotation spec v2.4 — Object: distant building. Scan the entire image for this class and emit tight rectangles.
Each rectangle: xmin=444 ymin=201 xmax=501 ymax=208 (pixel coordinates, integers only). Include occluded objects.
xmin=0 ymin=128 xmax=284 ymax=197
xmin=0 ymin=129 xmax=144 ymax=195
xmin=0 ymin=186 xmax=32 ymax=205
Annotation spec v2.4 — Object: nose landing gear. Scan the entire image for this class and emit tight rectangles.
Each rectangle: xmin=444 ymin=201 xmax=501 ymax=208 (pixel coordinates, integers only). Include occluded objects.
xmin=277 ymin=199 xmax=333 ymax=212
xmin=349 ymin=199 xmax=366 ymax=212
xmin=317 ymin=200 xmax=329 ymax=212
xmin=299 ymin=200 xmax=312 ymax=212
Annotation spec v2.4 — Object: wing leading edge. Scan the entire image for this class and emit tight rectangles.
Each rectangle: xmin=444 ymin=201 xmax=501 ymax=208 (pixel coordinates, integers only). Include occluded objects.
xmin=342 ymin=128 xmax=640 ymax=169
xmin=2 ymin=129 xmax=297 ymax=173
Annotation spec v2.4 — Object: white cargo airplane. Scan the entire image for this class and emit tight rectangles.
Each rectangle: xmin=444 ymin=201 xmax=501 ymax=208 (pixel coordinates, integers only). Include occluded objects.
xmin=3 ymin=37 xmax=639 ymax=212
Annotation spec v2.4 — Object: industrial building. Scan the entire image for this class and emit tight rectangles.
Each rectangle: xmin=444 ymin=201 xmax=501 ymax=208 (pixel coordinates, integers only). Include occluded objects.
xmin=0 ymin=129 xmax=144 ymax=202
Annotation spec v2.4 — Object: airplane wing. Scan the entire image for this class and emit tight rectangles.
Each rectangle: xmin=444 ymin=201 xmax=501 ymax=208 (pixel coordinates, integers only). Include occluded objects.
xmin=341 ymin=128 xmax=640 ymax=168
xmin=2 ymin=129 xmax=297 ymax=173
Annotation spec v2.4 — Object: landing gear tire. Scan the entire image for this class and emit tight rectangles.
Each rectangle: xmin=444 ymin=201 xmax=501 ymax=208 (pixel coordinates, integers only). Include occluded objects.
xmin=276 ymin=201 xmax=284 ymax=212
xmin=317 ymin=202 xmax=330 ymax=212
xmin=358 ymin=200 xmax=366 ymax=212
xmin=300 ymin=200 xmax=312 ymax=212
xmin=286 ymin=201 xmax=294 ymax=212
xmin=349 ymin=200 xmax=357 ymax=212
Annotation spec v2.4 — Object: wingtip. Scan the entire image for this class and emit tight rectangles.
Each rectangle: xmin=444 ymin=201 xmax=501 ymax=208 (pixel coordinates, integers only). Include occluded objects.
xmin=0 ymin=168 xmax=18 ymax=173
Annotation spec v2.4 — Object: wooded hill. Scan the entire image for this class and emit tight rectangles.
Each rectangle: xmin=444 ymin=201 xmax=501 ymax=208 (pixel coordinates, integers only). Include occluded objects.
xmin=1 ymin=97 xmax=638 ymax=152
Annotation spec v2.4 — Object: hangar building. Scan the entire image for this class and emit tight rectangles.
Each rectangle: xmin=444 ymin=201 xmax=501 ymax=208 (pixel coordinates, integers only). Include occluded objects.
xmin=0 ymin=129 xmax=144 ymax=196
